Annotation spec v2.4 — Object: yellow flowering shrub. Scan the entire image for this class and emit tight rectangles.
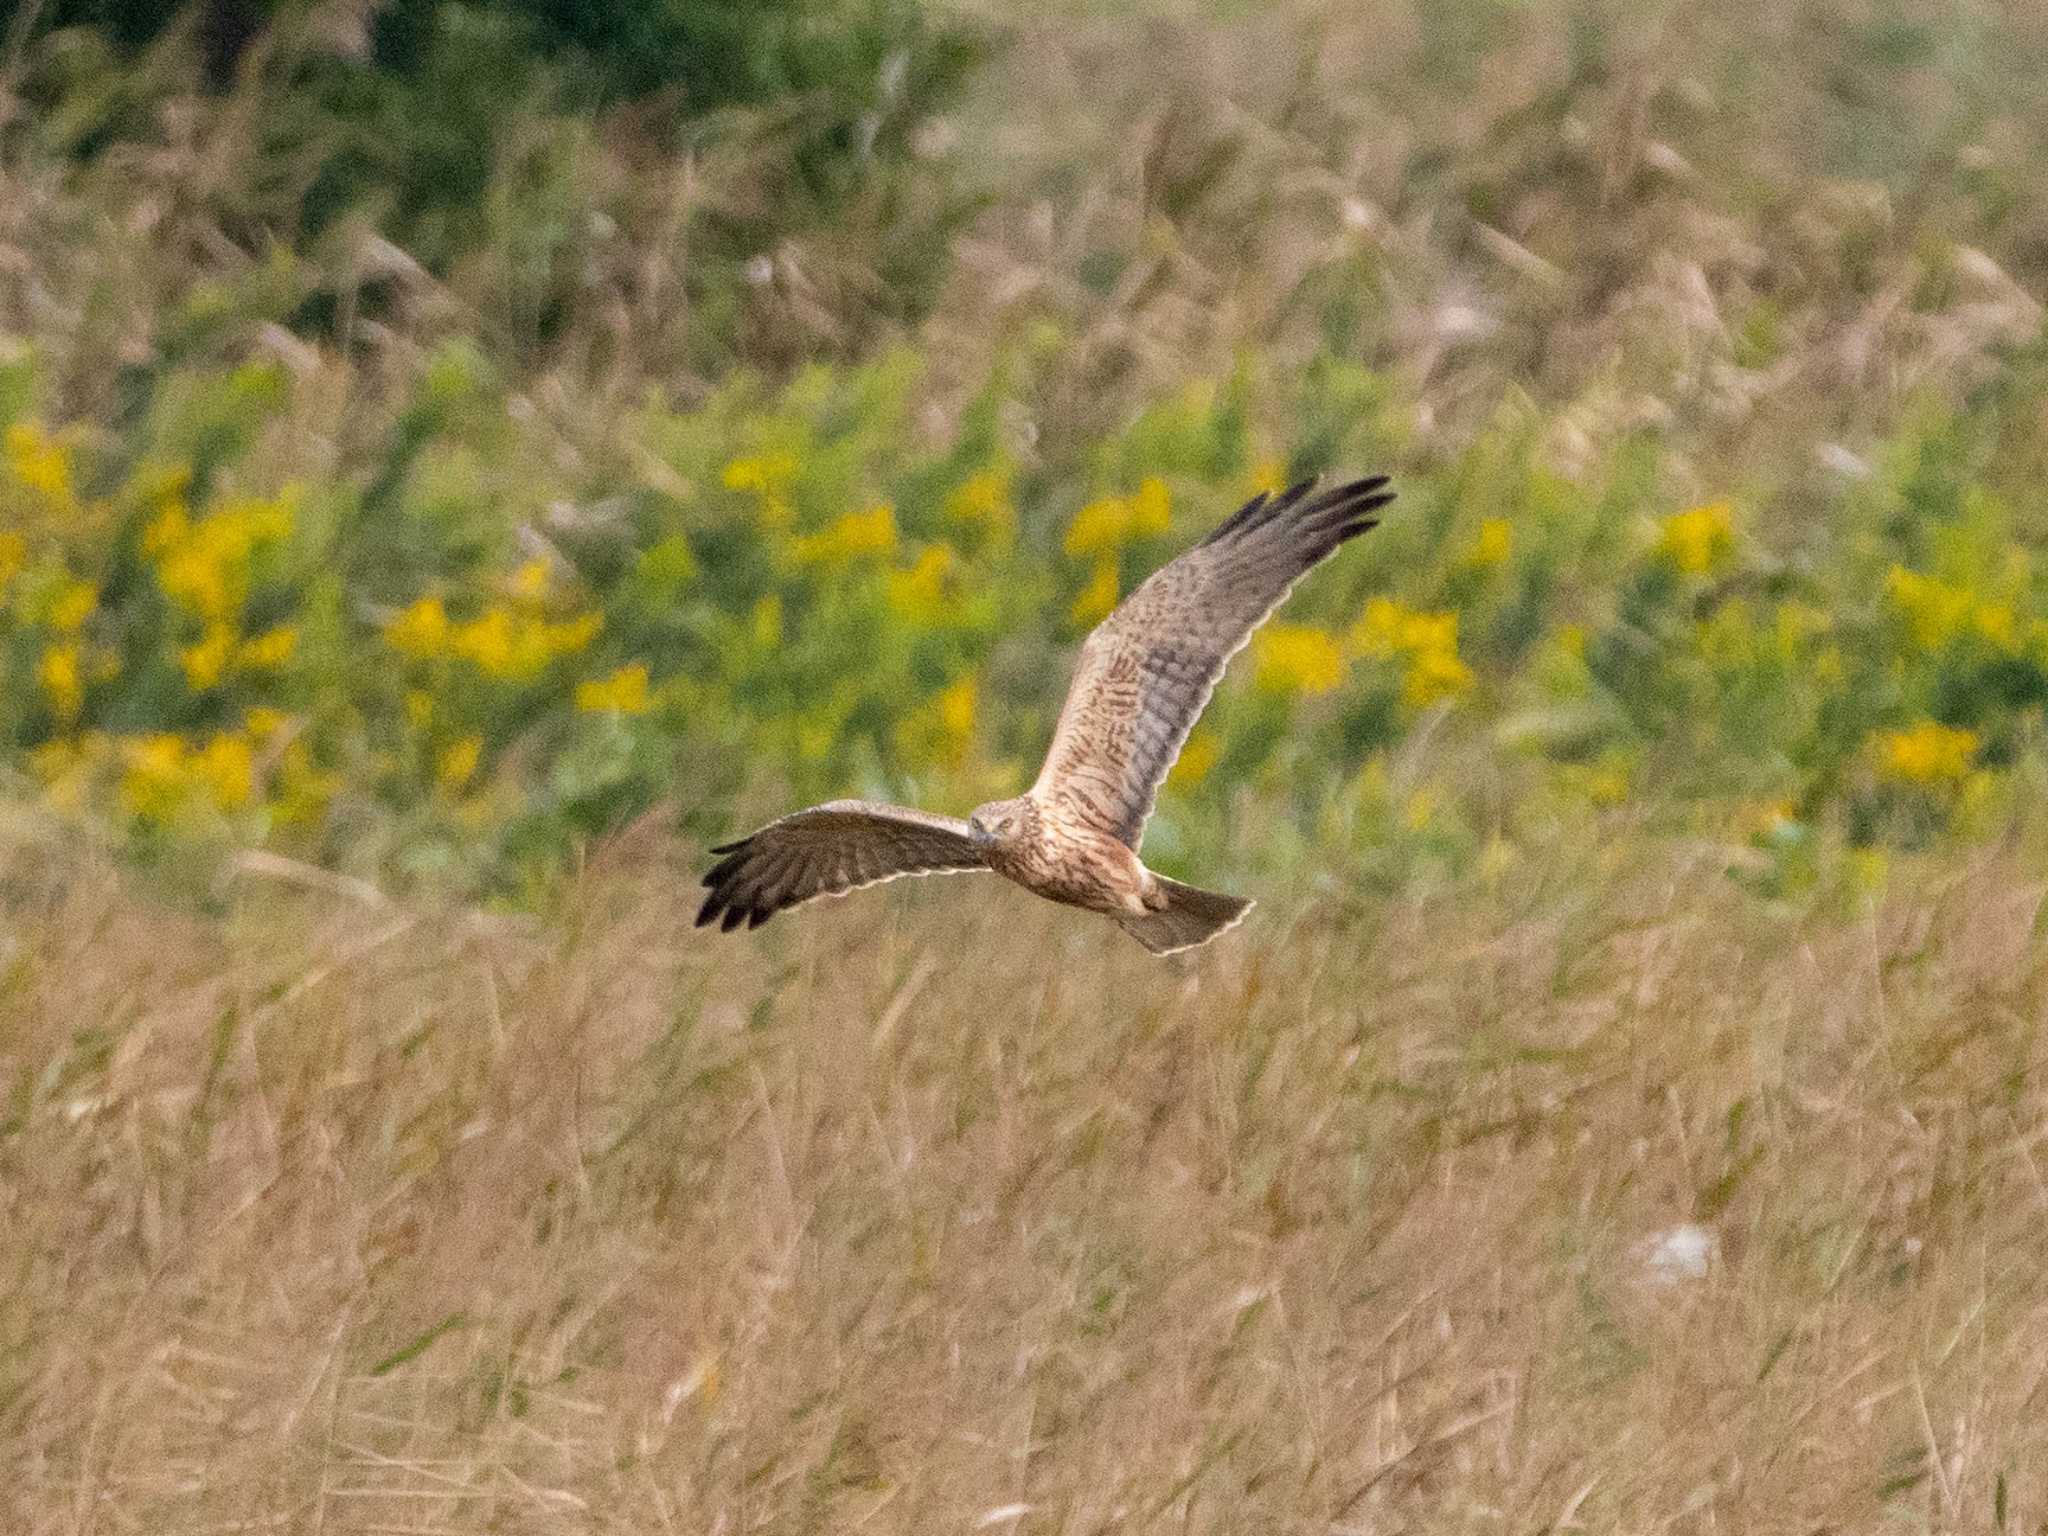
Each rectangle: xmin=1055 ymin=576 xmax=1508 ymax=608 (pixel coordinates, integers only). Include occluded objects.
xmin=7 ymin=329 xmax=2048 ymax=896
xmin=886 ymin=546 xmax=960 ymax=626
xmin=576 ymin=663 xmax=651 ymax=714
xmin=945 ymin=470 xmax=1014 ymax=547
xmin=1657 ymin=502 xmax=1735 ymax=575
xmin=387 ymin=596 xmax=452 ymax=657
xmin=1874 ymin=721 xmax=1978 ymax=785
xmin=722 ymin=452 xmax=798 ymax=530
xmin=37 ymin=643 xmax=83 ymax=721
xmin=1348 ymin=598 xmax=1474 ymax=708
xmin=1064 ymin=477 xmax=1171 ymax=557
xmin=148 ymin=493 xmax=295 ymax=621
xmin=1069 ymin=558 xmax=1118 ymax=625
xmin=1253 ymin=623 xmax=1345 ymax=696
xmin=1464 ymin=518 xmax=1513 ymax=569
xmin=791 ymin=503 xmax=897 ymax=565
xmin=1885 ymin=566 xmax=2016 ymax=652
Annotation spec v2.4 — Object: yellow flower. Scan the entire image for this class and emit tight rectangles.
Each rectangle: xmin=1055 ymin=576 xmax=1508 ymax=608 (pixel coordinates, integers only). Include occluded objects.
xmin=1065 ymin=496 xmax=1129 ymax=558
xmin=150 ymin=493 xmax=294 ymax=621
xmin=143 ymin=501 xmax=190 ymax=556
xmin=1658 ymin=501 xmax=1735 ymax=575
xmin=886 ymin=546 xmax=958 ymax=625
xmin=1397 ymin=609 xmax=1458 ymax=658
xmin=508 ymin=557 xmax=551 ymax=602
xmin=1253 ymin=623 xmax=1345 ymax=695
xmin=6 ymin=421 xmax=73 ymax=504
xmin=437 ymin=735 xmax=483 ymax=789
xmin=1166 ymin=728 xmax=1219 ymax=790
xmin=195 ymin=732 xmax=254 ymax=810
xmin=945 ymin=470 xmax=1014 ymax=544
xmin=38 ymin=643 xmax=83 ymax=721
xmin=937 ymin=677 xmax=976 ymax=743
xmin=1348 ymin=598 xmax=1474 ymax=708
xmin=0 ymin=530 xmax=25 ymax=589
xmin=1069 ymin=557 xmax=1119 ymax=625
xmin=245 ymin=706 xmax=289 ymax=740
xmin=1402 ymin=644 xmax=1475 ymax=707
xmin=722 ymin=451 xmax=798 ymax=495
xmin=1066 ymin=480 xmax=1168 ymax=557
xmin=542 ymin=611 xmax=602 ymax=657
xmin=1348 ymin=597 xmax=1410 ymax=659
xmin=447 ymin=607 xmax=599 ymax=680
xmin=893 ymin=678 xmax=979 ymax=769
xmin=386 ymin=595 xmax=450 ymax=658
xmin=1884 ymin=566 xmax=2015 ymax=653
xmin=1130 ymin=477 xmax=1171 ymax=537
xmin=722 ymin=452 xmax=798 ymax=530
xmin=120 ymin=733 xmax=188 ymax=822
xmin=1875 ymin=720 xmax=1978 ymax=785
xmin=449 ymin=607 xmax=515 ymax=675
xmin=47 ymin=579 xmax=96 ymax=633
xmin=576 ymin=662 xmax=652 ymax=714
xmin=791 ymin=503 xmax=897 ymax=565
xmin=1975 ymin=602 xmax=2019 ymax=650
xmin=751 ymin=593 xmax=783 ymax=648
xmin=237 ymin=625 xmax=297 ymax=670
xmin=179 ymin=623 xmax=236 ymax=691
xmin=1248 ymin=457 xmax=1289 ymax=495
xmin=1465 ymin=517 xmax=1513 ymax=568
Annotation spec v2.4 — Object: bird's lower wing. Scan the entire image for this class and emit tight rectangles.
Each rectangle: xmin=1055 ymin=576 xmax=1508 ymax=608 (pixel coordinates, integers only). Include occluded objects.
xmin=1033 ymin=475 xmax=1393 ymax=847
xmin=696 ymin=800 xmax=988 ymax=932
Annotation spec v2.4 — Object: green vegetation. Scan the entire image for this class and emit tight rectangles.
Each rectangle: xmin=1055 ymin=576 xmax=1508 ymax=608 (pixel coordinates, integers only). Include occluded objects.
xmin=8 ymin=0 xmax=2048 ymax=908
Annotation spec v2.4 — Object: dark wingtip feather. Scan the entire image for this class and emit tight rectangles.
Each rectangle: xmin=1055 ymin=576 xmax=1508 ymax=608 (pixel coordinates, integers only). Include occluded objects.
xmin=708 ymin=837 xmax=747 ymax=855
xmin=695 ymin=893 xmax=722 ymax=927
xmin=719 ymin=905 xmax=746 ymax=933
xmin=747 ymin=908 xmax=773 ymax=930
xmin=1199 ymin=489 xmax=1271 ymax=548
xmin=1205 ymin=473 xmax=1394 ymax=550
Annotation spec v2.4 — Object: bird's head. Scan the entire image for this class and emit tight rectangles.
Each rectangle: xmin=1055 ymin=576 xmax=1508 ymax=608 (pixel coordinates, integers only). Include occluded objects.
xmin=968 ymin=796 xmax=1032 ymax=848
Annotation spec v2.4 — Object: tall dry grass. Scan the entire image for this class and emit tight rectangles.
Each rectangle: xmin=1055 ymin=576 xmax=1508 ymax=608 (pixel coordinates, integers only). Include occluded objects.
xmin=4 ymin=812 xmax=2045 ymax=1531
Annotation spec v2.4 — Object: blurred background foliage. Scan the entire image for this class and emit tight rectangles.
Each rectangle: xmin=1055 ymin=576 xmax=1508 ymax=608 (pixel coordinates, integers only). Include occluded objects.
xmin=6 ymin=0 xmax=2048 ymax=906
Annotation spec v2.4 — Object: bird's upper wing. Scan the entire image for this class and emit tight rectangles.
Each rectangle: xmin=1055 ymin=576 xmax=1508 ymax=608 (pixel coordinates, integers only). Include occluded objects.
xmin=1032 ymin=475 xmax=1393 ymax=847
xmin=695 ymin=800 xmax=989 ymax=932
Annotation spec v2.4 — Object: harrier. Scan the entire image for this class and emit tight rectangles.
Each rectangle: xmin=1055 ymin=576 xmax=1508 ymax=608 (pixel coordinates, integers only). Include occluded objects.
xmin=698 ymin=474 xmax=1393 ymax=954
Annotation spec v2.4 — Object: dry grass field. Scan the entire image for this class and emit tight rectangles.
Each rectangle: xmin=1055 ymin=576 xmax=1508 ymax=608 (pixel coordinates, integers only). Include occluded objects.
xmin=5 ymin=815 xmax=2047 ymax=1533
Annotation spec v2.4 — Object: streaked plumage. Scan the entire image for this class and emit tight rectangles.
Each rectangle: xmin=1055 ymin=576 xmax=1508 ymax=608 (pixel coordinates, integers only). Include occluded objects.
xmin=698 ymin=474 xmax=1394 ymax=954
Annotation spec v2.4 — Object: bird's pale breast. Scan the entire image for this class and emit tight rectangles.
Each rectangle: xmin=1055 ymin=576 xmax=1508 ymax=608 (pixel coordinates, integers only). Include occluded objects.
xmin=987 ymin=806 xmax=1149 ymax=915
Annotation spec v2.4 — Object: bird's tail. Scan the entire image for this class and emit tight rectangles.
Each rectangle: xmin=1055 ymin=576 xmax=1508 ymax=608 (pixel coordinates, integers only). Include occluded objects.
xmin=1115 ymin=876 xmax=1254 ymax=955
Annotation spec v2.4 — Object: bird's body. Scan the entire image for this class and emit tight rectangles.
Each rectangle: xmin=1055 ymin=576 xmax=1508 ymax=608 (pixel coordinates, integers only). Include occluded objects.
xmin=971 ymin=795 xmax=1154 ymax=916
xmin=698 ymin=473 xmax=1395 ymax=954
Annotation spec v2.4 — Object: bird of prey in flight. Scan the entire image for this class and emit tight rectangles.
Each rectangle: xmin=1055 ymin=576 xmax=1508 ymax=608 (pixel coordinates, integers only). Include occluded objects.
xmin=698 ymin=474 xmax=1393 ymax=954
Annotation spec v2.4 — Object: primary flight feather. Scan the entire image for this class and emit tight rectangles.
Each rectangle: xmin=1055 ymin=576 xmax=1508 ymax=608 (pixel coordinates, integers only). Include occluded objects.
xmin=698 ymin=474 xmax=1394 ymax=954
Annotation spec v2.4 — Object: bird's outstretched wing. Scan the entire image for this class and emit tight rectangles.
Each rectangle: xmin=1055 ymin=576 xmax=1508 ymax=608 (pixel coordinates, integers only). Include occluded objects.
xmin=695 ymin=800 xmax=988 ymax=931
xmin=1032 ymin=475 xmax=1393 ymax=847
